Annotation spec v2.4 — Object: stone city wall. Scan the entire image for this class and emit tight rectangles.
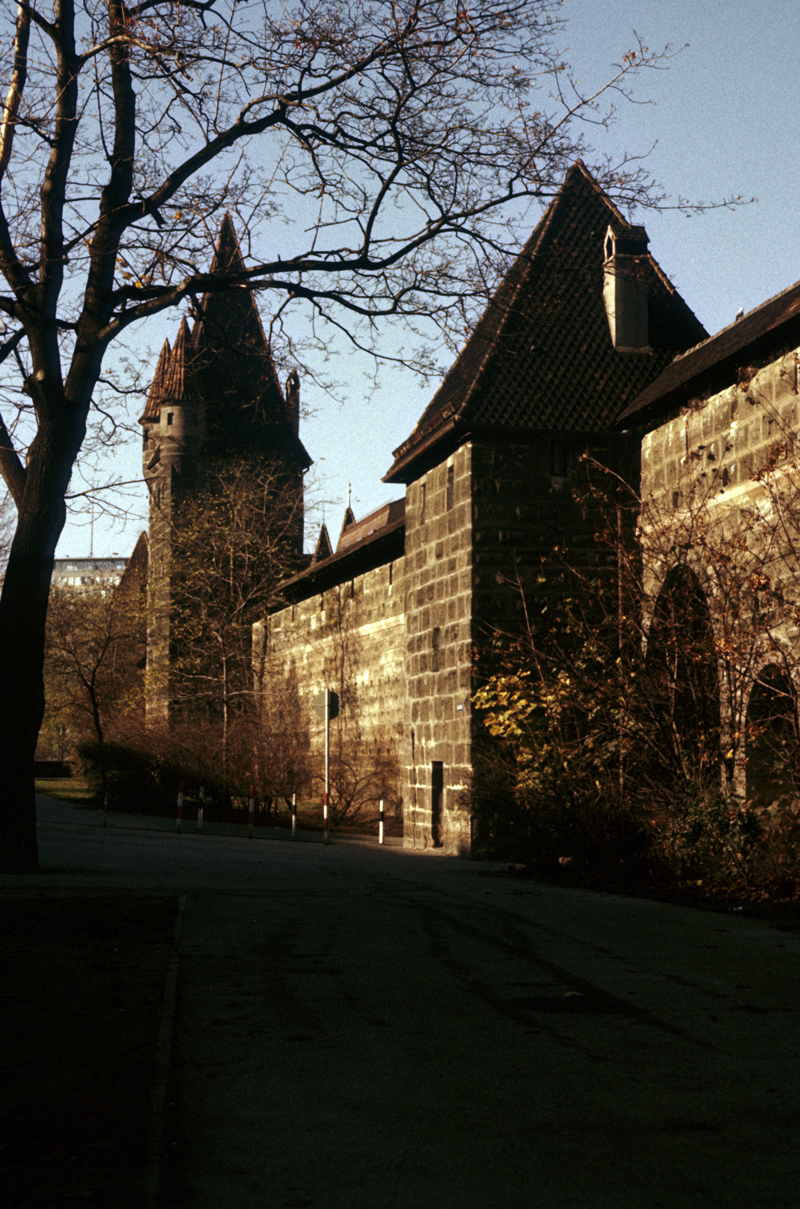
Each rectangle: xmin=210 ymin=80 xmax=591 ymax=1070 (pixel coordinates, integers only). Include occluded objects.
xmin=639 ymin=346 xmax=800 ymax=798
xmin=258 ymin=557 xmax=406 ymax=811
xmin=641 ymin=348 xmax=800 ymax=593
xmin=402 ymin=445 xmax=473 ymax=853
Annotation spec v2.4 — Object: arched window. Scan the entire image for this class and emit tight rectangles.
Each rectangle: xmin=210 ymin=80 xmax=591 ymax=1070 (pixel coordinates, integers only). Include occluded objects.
xmin=746 ymin=664 xmax=799 ymax=807
xmin=646 ymin=565 xmax=720 ymax=785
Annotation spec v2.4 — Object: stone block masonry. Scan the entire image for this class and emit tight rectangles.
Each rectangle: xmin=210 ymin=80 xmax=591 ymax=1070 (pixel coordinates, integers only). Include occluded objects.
xmin=641 ymin=349 xmax=800 ymax=549
xmin=260 ymin=557 xmax=406 ymax=811
xmin=639 ymin=344 xmax=800 ymax=800
xmin=403 ymin=445 xmax=474 ymax=853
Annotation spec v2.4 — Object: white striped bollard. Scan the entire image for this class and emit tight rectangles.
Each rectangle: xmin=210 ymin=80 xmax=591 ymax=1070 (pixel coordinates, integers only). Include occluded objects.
xmin=291 ymin=792 xmax=297 ymax=839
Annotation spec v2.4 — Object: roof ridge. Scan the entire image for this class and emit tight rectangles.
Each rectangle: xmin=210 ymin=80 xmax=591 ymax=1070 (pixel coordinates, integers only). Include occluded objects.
xmin=618 ymin=277 xmax=800 ymax=423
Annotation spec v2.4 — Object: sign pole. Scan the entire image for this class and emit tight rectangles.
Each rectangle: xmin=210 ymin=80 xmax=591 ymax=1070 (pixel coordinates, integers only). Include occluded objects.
xmin=323 ymin=688 xmax=330 ymax=845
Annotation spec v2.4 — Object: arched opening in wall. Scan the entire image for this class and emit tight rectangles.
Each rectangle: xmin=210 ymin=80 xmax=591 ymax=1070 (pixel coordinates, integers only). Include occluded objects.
xmin=646 ymin=565 xmax=720 ymax=787
xmin=746 ymin=664 xmax=799 ymax=808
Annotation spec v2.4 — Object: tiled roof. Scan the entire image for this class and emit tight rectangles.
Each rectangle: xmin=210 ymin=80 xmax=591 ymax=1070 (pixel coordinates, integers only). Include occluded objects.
xmin=384 ymin=161 xmax=707 ymax=483
xmin=161 ymin=319 xmax=196 ymax=404
xmin=139 ymin=338 xmax=171 ymax=422
xmin=618 ymin=280 xmax=800 ymax=425
xmin=275 ymin=498 xmax=406 ymax=604
xmin=192 ymin=213 xmax=277 ymax=378
xmin=335 ymin=499 xmax=406 ymax=554
xmin=139 ymin=215 xmax=311 ymax=469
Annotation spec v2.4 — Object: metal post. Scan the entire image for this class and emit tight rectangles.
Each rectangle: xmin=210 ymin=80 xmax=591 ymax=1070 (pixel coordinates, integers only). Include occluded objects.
xmin=197 ymin=785 xmax=204 ymax=831
xmin=291 ymin=791 xmax=297 ymax=839
xmin=176 ymin=779 xmax=184 ymax=834
xmin=379 ymin=799 xmax=385 ymax=845
xmin=323 ymin=688 xmax=330 ymax=845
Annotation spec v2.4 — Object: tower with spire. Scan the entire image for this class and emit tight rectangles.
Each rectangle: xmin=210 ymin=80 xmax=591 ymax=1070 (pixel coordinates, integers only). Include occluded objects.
xmin=140 ymin=215 xmax=311 ymax=726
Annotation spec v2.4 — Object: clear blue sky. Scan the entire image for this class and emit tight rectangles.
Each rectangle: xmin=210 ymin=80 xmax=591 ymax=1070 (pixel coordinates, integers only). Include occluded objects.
xmin=59 ymin=0 xmax=800 ymax=558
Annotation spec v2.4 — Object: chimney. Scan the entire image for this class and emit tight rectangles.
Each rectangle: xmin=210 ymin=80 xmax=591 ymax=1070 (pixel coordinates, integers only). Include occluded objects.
xmin=602 ymin=224 xmax=651 ymax=354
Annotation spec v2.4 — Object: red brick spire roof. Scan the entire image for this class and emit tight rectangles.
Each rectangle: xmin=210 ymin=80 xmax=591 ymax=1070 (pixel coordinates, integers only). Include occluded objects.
xmin=161 ymin=318 xmax=196 ymax=404
xmin=139 ymin=338 xmax=172 ymax=423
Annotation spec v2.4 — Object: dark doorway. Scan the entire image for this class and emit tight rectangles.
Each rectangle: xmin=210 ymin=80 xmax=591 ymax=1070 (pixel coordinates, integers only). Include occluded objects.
xmin=431 ymin=761 xmax=444 ymax=847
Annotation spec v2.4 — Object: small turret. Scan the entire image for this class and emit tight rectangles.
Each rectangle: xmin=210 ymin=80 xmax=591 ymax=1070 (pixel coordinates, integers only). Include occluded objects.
xmin=286 ymin=370 xmax=300 ymax=436
xmin=602 ymin=223 xmax=651 ymax=354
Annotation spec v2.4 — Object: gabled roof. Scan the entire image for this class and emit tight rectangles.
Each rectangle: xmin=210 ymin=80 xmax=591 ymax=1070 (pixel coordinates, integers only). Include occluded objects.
xmin=337 ymin=505 xmax=357 ymax=546
xmin=336 ymin=499 xmax=405 ymax=554
xmin=384 ymin=161 xmax=707 ymax=483
xmin=619 ymin=280 xmax=800 ymax=425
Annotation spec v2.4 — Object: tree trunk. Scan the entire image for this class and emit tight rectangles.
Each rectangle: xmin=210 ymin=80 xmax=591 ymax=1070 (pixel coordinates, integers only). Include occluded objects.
xmin=0 ymin=413 xmax=85 ymax=873
xmin=89 ymin=686 xmax=107 ymax=805
xmin=0 ymin=541 xmax=55 ymax=873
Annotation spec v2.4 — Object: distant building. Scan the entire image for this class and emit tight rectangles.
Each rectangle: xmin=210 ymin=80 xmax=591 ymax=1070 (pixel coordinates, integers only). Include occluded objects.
xmin=51 ymin=556 xmax=129 ymax=593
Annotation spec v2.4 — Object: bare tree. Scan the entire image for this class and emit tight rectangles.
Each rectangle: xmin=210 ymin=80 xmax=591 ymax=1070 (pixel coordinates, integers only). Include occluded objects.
xmin=166 ymin=456 xmax=302 ymax=763
xmin=41 ymin=577 xmax=146 ymax=797
xmin=0 ymin=1 xmax=736 ymax=870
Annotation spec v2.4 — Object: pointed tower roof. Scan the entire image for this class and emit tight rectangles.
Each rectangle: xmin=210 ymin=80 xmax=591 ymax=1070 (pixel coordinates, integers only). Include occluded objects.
xmin=192 ymin=212 xmax=276 ymax=371
xmin=209 ymin=211 xmax=245 ymax=274
xmin=160 ymin=319 xmax=197 ymax=404
xmin=312 ymin=523 xmax=333 ymax=563
xmin=384 ymin=161 xmax=707 ymax=483
xmin=139 ymin=338 xmax=172 ymax=422
xmin=337 ymin=505 xmax=357 ymax=549
xmin=190 ymin=214 xmax=311 ymax=468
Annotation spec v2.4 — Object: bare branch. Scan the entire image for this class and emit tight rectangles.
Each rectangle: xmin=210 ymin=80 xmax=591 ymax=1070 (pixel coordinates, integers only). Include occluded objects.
xmin=0 ymin=4 xmax=30 ymax=187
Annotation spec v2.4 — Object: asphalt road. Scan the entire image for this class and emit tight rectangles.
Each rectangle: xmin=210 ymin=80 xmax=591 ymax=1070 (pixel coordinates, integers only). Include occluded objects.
xmin=29 ymin=798 xmax=800 ymax=1208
